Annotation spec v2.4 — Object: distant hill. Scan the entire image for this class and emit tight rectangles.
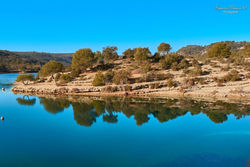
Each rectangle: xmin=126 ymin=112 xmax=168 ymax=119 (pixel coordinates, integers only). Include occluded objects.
xmin=13 ymin=52 xmax=73 ymax=65
xmin=177 ymin=41 xmax=247 ymax=57
xmin=0 ymin=50 xmax=73 ymax=73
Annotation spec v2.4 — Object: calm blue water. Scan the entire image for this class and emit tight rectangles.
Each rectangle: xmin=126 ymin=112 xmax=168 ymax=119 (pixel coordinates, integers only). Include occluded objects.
xmin=0 ymin=73 xmax=250 ymax=167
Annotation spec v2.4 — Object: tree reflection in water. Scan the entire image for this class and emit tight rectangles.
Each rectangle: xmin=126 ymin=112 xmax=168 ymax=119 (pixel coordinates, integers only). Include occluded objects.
xmin=21 ymin=96 xmax=250 ymax=127
xmin=40 ymin=98 xmax=70 ymax=114
xmin=16 ymin=95 xmax=36 ymax=106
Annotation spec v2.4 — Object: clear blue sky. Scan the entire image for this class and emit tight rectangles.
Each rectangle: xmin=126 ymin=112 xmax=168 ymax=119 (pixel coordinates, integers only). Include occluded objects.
xmin=0 ymin=0 xmax=249 ymax=54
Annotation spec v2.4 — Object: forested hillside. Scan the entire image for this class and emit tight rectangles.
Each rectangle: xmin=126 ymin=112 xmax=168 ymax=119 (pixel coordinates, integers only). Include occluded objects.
xmin=0 ymin=50 xmax=72 ymax=73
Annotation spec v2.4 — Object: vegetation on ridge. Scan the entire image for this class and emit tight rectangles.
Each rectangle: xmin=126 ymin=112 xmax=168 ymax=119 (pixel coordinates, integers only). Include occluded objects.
xmin=15 ymin=41 xmax=250 ymax=94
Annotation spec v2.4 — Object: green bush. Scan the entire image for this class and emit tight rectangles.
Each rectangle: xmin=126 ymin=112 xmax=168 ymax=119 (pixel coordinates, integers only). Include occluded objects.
xmin=113 ymin=70 xmax=130 ymax=85
xmin=140 ymin=62 xmax=151 ymax=74
xmin=92 ymin=72 xmax=105 ymax=86
xmin=160 ymin=53 xmax=186 ymax=70
xmin=171 ymin=62 xmax=179 ymax=71
xmin=188 ymin=65 xmax=202 ymax=77
xmin=207 ymin=42 xmax=231 ymax=58
xmin=178 ymin=59 xmax=190 ymax=69
xmin=134 ymin=47 xmax=151 ymax=62
xmin=104 ymin=69 xmax=114 ymax=84
xmin=71 ymin=68 xmax=80 ymax=78
xmin=59 ymin=74 xmax=73 ymax=83
xmin=38 ymin=60 xmax=64 ymax=77
xmin=160 ymin=53 xmax=184 ymax=69
xmin=16 ymin=74 xmax=35 ymax=84
xmin=72 ymin=48 xmax=95 ymax=72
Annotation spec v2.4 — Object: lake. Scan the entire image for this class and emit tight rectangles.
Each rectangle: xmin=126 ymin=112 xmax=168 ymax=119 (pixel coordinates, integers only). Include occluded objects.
xmin=0 ymin=73 xmax=250 ymax=167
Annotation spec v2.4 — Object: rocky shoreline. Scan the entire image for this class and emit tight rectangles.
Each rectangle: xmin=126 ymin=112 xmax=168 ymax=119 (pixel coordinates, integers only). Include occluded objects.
xmin=12 ymin=80 xmax=250 ymax=104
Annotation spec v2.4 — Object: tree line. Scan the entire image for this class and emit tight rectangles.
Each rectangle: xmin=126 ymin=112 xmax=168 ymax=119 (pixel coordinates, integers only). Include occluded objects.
xmin=16 ymin=41 xmax=250 ymax=85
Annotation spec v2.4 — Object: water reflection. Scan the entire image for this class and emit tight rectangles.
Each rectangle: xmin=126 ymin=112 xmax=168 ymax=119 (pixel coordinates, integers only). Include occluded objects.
xmin=40 ymin=98 xmax=70 ymax=114
xmin=16 ymin=95 xmax=36 ymax=106
xmin=16 ymin=96 xmax=250 ymax=127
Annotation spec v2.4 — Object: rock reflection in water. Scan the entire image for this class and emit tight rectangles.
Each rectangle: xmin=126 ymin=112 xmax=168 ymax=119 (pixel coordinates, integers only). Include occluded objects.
xmin=17 ymin=96 xmax=250 ymax=127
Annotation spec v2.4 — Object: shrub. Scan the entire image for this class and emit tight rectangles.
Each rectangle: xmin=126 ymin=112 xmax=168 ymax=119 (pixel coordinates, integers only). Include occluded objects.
xmin=72 ymin=48 xmax=95 ymax=72
xmin=178 ymin=59 xmax=190 ymax=69
xmin=38 ymin=60 xmax=64 ymax=77
xmin=243 ymin=61 xmax=250 ymax=71
xmin=152 ymin=52 xmax=161 ymax=62
xmin=60 ymin=74 xmax=73 ymax=84
xmin=92 ymin=72 xmax=105 ymax=86
xmin=207 ymin=42 xmax=231 ymax=58
xmin=234 ymin=57 xmax=246 ymax=66
xmin=140 ymin=62 xmax=151 ymax=73
xmin=160 ymin=53 xmax=184 ymax=69
xmin=122 ymin=48 xmax=136 ymax=59
xmin=16 ymin=74 xmax=35 ymax=84
xmin=71 ymin=68 xmax=80 ymax=78
xmin=113 ymin=70 xmax=130 ymax=85
xmin=134 ymin=47 xmax=151 ymax=62
xmin=104 ymin=69 xmax=114 ymax=84
xmin=171 ymin=62 xmax=179 ymax=71
xmin=188 ymin=65 xmax=202 ymax=77
xmin=102 ymin=46 xmax=118 ymax=63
